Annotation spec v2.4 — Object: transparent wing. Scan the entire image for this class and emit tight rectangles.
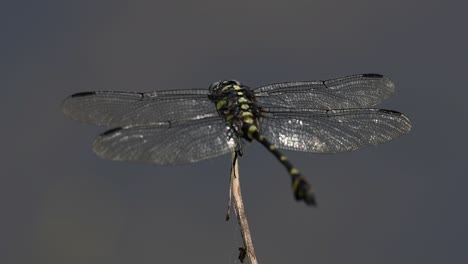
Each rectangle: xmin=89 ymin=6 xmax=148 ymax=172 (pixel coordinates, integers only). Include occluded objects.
xmin=93 ymin=117 xmax=236 ymax=165
xmin=260 ymin=108 xmax=411 ymax=153
xmin=62 ymin=89 xmax=216 ymax=127
xmin=254 ymin=74 xmax=395 ymax=109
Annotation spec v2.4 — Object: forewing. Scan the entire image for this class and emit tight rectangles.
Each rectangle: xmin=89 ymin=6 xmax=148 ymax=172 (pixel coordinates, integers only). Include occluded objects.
xmin=254 ymin=74 xmax=395 ymax=109
xmin=93 ymin=117 xmax=233 ymax=165
xmin=260 ymin=108 xmax=411 ymax=153
xmin=62 ymin=89 xmax=216 ymax=127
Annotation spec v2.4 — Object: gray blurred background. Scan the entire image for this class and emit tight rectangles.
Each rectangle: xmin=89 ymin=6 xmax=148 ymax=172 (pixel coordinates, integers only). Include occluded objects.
xmin=2 ymin=0 xmax=467 ymax=263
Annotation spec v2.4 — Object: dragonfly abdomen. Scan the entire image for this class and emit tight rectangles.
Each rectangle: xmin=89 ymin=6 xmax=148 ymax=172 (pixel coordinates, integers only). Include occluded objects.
xmin=244 ymin=124 xmax=317 ymax=206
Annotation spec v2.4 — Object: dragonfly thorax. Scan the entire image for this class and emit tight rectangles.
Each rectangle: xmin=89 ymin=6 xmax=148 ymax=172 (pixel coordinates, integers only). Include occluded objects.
xmin=208 ymin=80 xmax=261 ymax=141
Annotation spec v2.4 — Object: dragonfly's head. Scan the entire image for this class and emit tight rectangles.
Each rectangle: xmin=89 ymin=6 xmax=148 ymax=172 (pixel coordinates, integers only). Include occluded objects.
xmin=208 ymin=80 xmax=242 ymax=95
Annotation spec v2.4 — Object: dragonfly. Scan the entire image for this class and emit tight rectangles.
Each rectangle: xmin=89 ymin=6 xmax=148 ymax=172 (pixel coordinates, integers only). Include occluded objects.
xmin=62 ymin=73 xmax=411 ymax=206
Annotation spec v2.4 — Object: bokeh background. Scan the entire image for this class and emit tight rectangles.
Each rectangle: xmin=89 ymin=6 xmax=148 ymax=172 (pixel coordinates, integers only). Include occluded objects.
xmin=2 ymin=0 xmax=467 ymax=263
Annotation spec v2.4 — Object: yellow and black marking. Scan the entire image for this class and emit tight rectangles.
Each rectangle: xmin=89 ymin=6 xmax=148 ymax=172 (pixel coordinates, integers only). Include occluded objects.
xmin=245 ymin=124 xmax=316 ymax=206
xmin=209 ymin=80 xmax=316 ymax=206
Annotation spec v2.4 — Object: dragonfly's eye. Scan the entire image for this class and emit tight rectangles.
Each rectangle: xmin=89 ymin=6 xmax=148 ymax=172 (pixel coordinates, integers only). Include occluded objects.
xmin=222 ymin=80 xmax=242 ymax=86
xmin=208 ymin=81 xmax=221 ymax=92
xmin=209 ymin=80 xmax=243 ymax=93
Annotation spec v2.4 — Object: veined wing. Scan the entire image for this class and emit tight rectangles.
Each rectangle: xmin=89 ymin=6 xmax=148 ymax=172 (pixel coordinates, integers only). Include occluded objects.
xmin=254 ymin=74 xmax=395 ymax=109
xmin=93 ymin=117 xmax=235 ymax=165
xmin=62 ymin=89 xmax=216 ymax=127
xmin=260 ymin=108 xmax=411 ymax=153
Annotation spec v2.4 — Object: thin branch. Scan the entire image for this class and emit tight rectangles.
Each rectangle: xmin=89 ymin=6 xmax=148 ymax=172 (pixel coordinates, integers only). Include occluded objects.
xmin=229 ymin=151 xmax=258 ymax=264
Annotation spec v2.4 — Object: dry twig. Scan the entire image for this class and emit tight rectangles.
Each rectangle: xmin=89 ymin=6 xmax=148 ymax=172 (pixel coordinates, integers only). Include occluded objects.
xmin=227 ymin=151 xmax=258 ymax=264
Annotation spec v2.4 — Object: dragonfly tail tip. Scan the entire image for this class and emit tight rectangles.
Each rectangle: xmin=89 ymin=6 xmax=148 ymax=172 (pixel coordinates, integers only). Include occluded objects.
xmin=304 ymin=192 xmax=317 ymax=207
